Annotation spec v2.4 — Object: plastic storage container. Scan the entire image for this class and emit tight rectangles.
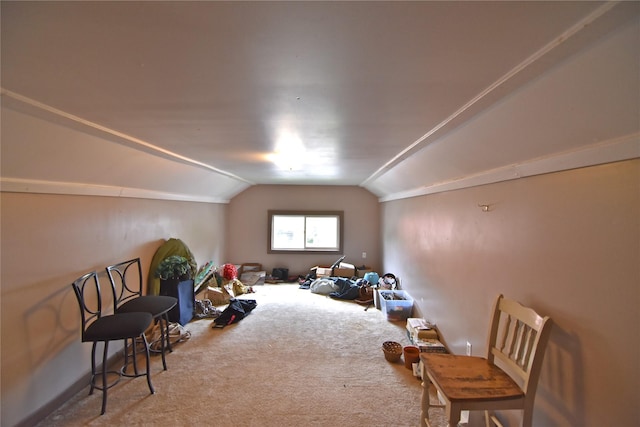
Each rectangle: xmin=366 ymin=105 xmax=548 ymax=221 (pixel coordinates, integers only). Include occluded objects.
xmin=379 ymin=290 xmax=414 ymax=321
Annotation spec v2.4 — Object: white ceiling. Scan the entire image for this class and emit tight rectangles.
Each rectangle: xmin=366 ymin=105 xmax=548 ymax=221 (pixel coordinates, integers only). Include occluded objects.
xmin=1 ymin=1 xmax=638 ymax=200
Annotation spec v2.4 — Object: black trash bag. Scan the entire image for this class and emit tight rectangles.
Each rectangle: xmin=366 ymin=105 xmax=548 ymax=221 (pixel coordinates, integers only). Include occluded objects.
xmin=213 ymin=298 xmax=257 ymax=328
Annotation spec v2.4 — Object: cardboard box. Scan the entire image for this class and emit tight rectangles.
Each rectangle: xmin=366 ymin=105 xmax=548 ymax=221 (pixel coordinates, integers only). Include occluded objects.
xmin=406 ymin=318 xmax=439 ymax=342
xmin=313 ymin=264 xmax=355 ymax=278
xmin=333 ymin=267 xmax=355 ymax=278
xmin=334 ymin=262 xmax=355 ymax=278
xmin=240 ymin=270 xmax=266 ymax=286
xmin=415 ymin=338 xmax=448 ymax=353
xmin=313 ymin=266 xmax=333 ymax=278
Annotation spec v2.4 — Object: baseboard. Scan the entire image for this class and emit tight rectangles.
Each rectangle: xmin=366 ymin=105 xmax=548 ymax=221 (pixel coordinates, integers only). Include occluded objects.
xmin=14 ymin=352 xmax=123 ymax=427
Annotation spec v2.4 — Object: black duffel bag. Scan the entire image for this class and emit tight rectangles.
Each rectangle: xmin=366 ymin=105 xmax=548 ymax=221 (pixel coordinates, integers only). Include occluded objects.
xmin=213 ymin=298 xmax=257 ymax=328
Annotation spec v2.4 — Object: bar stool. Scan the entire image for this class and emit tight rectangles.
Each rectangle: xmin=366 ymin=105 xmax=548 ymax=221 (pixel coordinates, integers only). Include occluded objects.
xmin=70 ymin=271 xmax=155 ymax=415
xmin=106 ymin=258 xmax=177 ymax=370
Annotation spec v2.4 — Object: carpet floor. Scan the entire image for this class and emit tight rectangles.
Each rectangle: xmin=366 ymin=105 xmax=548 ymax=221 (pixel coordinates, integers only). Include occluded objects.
xmin=36 ymin=284 xmax=447 ymax=426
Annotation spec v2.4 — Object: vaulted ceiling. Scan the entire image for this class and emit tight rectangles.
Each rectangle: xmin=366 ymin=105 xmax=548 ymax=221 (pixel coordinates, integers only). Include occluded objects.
xmin=1 ymin=1 xmax=638 ymax=202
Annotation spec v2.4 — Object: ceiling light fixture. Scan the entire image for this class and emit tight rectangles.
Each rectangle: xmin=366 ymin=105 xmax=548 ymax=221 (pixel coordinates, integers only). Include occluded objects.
xmin=272 ymin=131 xmax=305 ymax=171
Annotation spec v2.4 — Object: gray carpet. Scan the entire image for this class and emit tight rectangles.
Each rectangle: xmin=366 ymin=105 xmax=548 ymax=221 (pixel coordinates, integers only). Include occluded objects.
xmin=37 ymin=284 xmax=446 ymax=426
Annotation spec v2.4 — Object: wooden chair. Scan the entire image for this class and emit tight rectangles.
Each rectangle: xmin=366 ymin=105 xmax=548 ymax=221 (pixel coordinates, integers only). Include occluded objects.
xmin=420 ymin=294 xmax=553 ymax=427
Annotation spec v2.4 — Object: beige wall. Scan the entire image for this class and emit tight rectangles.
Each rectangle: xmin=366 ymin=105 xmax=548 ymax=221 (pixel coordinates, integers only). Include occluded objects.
xmin=227 ymin=185 xmax=380 ymax=276
xmin=0 ymin=192 xmax=226 ymax=427
xmin=2 ymin=160 xmax=638 ymax=426
xmin=381 ymin=159 xmax=639 ymax=426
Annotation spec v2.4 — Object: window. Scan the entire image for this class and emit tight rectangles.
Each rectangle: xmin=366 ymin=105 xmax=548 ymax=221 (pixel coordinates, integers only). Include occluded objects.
xmin=268 ymin=210 xmax=343 ymax=254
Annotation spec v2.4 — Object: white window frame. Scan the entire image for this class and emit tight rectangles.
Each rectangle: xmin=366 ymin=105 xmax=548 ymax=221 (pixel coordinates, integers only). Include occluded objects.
xmin=268 ymin=210 xmax=344 ymax=254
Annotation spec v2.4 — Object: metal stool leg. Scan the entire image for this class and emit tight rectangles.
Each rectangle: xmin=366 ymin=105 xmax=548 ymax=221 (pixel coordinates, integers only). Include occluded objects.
xmin=100 ymin=341 xmax=109 ymax=415
xmin=89 ymin=342 xmax=98 ymax=396
xmin=163 ymin=313 xmax=173 ymax=352
xmin=131 ymin=336 xmax=139 ymax=375
xmin=158 ymin=318 xmax=168 ymax=370
xmin=142 ymin=333 xmax=155 ymax=394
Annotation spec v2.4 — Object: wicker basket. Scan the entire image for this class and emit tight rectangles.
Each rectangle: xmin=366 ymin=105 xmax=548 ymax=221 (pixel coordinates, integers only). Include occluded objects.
xmin=382 ymin=341 xmax=403 ymax=362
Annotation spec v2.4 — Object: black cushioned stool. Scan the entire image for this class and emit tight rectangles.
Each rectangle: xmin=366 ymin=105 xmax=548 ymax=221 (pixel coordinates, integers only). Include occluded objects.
xmin=106 ymin=258 xmax=177 ymax=370
xmin=70 ymin=271 xmax=155 ymax=415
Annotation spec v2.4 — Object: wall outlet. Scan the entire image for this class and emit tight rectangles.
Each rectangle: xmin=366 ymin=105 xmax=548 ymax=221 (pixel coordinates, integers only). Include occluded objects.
xmin=362 ymin=252 xmax=367 ymax=259
xmin=466 ymin=341 xmax=472 ymax=356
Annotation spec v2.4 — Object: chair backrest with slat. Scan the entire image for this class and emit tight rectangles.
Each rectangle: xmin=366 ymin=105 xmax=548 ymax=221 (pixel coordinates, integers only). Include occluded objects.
xmin=486 ymin=294 xmax=553 ymax=396
xmin=70 ymin=271 xmax=108 ymax=341
xmin=106 ymin=258 xmax=144 ymax=308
